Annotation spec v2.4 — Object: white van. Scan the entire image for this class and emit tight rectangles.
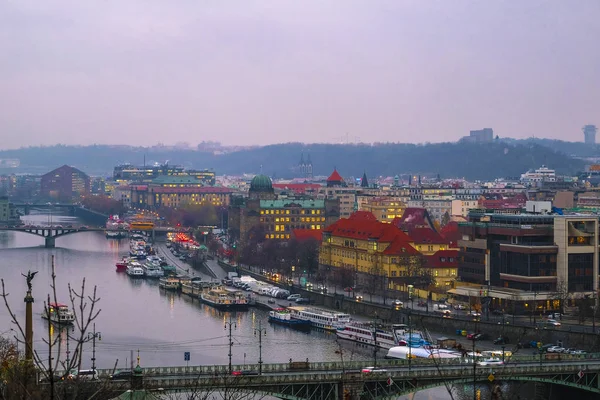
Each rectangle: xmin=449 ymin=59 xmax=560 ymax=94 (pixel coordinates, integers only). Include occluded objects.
xmin=70 ymin=369 xmax=99 ymax=381
xmin=287 ymin=294 xmax=301 ymax=301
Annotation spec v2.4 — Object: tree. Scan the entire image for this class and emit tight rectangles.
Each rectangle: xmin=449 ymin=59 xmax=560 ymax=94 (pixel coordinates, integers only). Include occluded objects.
xmin=550 ymin=281 xmax=570 ymax=314
xmin=441 ymin=211 xmax=451 ymax=227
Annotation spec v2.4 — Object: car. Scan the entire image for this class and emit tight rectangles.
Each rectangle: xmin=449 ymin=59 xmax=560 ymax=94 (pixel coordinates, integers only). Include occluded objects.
xmin=547 ymin=346 xmax=565 ymax=353
xmin=68 ymin=369 xmax=99 ymax=381
xmin=355 ymin=295 xmax=364 ymax=302
xmin=474 ymin=333 xmax=490 ymax=341
xmin=547 ymin=312 xmax=562 ymax=319
xmin=466 ymin=332 xmax=478 ymax=340
xmin=295 ymin=298 xmax=310 ymax=304
xmin=344 ymin=287 xmax=354 ymax=292
xmin=318 ymin=286 xmax=328 ymax=294
xmin=305 ymin=283 xmax=314 ymax=290
xmin=361 ymin=367 xmax=388 ymax=374
xmin=392 ymin=299 xmax=403 ymax=306
xmin=287 ymin=294 xmax=301 ymax=301
xmin=232 ymin=370 xmax=259 ymax=376
xmin=571 ymin=350 xmax=587 ymax=355
xmin=477 ymin=358 xmax=504 ymax=366
xmin=453 ymin=304 xmax=467 ymax=310
xmin=110 ymin=370 xmax=133 ymax=380
xmin=546 ymin=319 xmax=561 ymax=327
xmin=470 ymin=311 xmax=481 ymax=317
xmin=564 ymin=348 xmax=577 ymax=354
xmin=493 ymin=337 xmax=510 ymax=345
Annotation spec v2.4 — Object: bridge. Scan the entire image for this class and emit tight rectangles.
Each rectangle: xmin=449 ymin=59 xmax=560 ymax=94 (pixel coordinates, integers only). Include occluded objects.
xmin=54 ymin=354 xmax=600 ymax=400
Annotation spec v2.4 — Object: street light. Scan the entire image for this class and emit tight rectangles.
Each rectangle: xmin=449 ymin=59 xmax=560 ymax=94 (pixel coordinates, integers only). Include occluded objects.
xmin=254 ymin=320 xmax=267 ymax=375
xmin=87 ymin=323 xmax=102 ymax=371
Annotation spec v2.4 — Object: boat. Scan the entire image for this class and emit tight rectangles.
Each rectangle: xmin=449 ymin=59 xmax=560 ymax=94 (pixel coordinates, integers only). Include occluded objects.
xmin=336 ymin=321 xmax=399 ymax=349
xmin=268 ymin=309 xmax=311 ymax=330
xmin=42 ymin=303 xmax=75 ymax=325
xmin=142 ymin=263 xmax=164 ymax=278
xmin=200 ymin=286 xmax=249 ymax=311
xmin=386 ymin=346 xmax=461 ymax=360
xmin=288 ymin=307 xmax=351 ymax=331
xmin=126 ymin=262 xmax=144 ymax=278
xmin=115 ymin=257 xmax=129 ymax=272
xmin=159 ymin=276 xmax=180 ymax=291
xmin=161 ymin=264 xmax=177 ymax=275
xmin=390 ymin=324 xmax=428 ymax=347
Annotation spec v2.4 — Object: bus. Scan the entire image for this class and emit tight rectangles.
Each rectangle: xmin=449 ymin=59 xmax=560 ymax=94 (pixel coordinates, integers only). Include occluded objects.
xmin=130 ymin=221 xmax=154 ymax=230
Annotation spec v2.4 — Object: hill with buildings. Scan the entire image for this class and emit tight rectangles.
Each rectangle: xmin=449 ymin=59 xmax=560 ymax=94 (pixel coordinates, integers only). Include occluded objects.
xmin=0 ymin=141 xmax=587 ymax=180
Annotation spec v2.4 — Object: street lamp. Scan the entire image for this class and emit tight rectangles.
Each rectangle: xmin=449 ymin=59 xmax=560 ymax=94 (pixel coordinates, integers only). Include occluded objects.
xmin=87 ymin=323 xmax=102 ymax=371
xmin=254 ymin=320 xmax=267 ymax=375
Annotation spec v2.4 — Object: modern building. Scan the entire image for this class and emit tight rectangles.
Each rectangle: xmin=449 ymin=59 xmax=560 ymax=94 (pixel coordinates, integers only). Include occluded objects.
xmin=454 ymin=211 xmax=599 ymax=313
xmin=40 ymin=165 xmax=90 ymax=201
xmin=113 ymin=164 xmax=216 ymax=185
xmin=460 ymin=128 xmax=494 ymax=143
xmin=229 ymin=174 xmax=340 ymax=243
xmin=583 ymin=125 xmax=597 ymax=145
xmin=318 ymin=211 xmax=423 ymax=291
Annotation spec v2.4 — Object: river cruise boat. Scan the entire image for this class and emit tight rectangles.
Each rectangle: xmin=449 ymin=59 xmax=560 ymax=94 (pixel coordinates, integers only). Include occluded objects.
xmin=159 ymin=276 xmax=180 ymax=291
xmin=336 ymin=322 xmax=398 ymax=349
xmin=142 ymin=263 xmax=164 ymax=278
xmin=115 ymin=257 xmax=129 ymax=272
xmin=42 ymin=303 xmax=75 ymax=325
xmin=200 ymin=286 xmax=249 ymax=311
xmin=268 ymin=309 xmax=311 ymax=331
xmin=288 ymin=307 xmax=351 ymax=331
xmin=126 ymin=262 xmax=144 ymax=278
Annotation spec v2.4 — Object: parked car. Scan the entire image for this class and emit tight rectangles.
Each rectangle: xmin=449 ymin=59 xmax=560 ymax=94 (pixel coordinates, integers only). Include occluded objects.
xmin=466 ymin=332 xmax=478 ymax=340
xmin=474 ymin=333 xmax=490 ymax=341
xmin=470 ymin=311 xmax=481 ymax=318
xmin=571 ymin=350 xmax=587 ymax=355
xmin=493 ymin=337 xmax=509 ymax=345
xmin=361 ymin=367 xmax=388 ymax=374
xmin=295 ymin=298 xmax=310 ymax=304
xmin=287 ymin=294 xmax=301 ymax=301
xmin=546 ymin=319 xmax=561 ymax=327
xmin=453 ymin=304 xmax=467 ymax=310
xmin=547 ymin=346 xmax=565 ymax=353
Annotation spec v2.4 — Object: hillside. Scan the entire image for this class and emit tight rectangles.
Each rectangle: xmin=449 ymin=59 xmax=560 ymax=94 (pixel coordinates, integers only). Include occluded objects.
xmin=0 ymin=142 xmax=586 ymax=180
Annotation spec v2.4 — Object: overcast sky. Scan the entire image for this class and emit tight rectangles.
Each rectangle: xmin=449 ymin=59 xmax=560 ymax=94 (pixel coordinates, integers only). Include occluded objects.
xmin=1 ymin=1 xmax=599 ymax=149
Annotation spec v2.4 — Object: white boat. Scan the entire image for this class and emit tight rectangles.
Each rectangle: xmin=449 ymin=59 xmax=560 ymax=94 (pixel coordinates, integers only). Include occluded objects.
xmin=126 ymin=262 xmax=144 ymax=278
xmin=386 ymin=346 xmax=461 ymax=360
xmin=142 ymin=262 xmax=164 ymax=278
xmin=200 ymin=286 xmax=249 ymax=310
xmin=42 ymin=302 xmax=75 ymax=325
xmin=288 ymin=307 xmax=351 ymax=331
xmin=336 ymin=322 xmax=398 ymax=349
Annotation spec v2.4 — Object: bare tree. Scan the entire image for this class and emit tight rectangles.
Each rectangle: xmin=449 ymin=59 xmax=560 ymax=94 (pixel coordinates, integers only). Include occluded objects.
xmin=0 ymin=256 xmax=116 ymax=400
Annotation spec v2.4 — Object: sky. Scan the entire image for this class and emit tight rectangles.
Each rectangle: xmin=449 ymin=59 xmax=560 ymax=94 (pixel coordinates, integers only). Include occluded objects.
xmin=0 ymin=0 xmax=599 ymax=149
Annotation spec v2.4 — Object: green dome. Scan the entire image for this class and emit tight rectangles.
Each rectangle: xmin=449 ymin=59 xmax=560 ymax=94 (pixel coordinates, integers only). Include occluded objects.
xmin=250 ymin=174 xmax=273 ymax=192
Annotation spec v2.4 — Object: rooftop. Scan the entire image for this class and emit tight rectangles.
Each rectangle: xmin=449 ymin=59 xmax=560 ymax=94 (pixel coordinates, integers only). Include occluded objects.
xmin=260 ymin=199 xmax=325 ymax=209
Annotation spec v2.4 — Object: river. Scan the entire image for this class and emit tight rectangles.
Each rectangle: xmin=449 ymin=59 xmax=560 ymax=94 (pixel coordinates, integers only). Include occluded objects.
xmin=0 ymin=212 xmax=482 ymax=399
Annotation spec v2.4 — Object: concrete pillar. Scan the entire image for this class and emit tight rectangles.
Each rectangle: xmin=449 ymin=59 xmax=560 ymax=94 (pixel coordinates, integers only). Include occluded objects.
xmin=45 ymin=237 xmax=55 ymax=248
xmin=24 ymin=290 xmax=34 ymax=361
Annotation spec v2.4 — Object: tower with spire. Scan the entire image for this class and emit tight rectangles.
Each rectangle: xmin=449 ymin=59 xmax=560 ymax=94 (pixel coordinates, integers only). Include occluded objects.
xmin=361 ymin=171 xmax=369 ymax=188
xmin=298 ymin=151 xmax=313 ymax=180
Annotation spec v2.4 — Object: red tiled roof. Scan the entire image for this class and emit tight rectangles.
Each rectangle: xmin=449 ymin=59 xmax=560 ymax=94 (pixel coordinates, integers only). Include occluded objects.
xmin=327 ymin=169 xmax=343 ymax=182
xmin=408 ymin=227 xmax=448 ymax=245
xmin=324 ymin=212 xmax=419 ymax=256
xmin=292 ymin=229 xmax=322 ymax=242
xmin=440 ymin=221 xmax=461 ymax=247
xmin=394 ymin=208 xmax=435 ymax=231
xmin=424 ymin=249 xmax=458 ymax=268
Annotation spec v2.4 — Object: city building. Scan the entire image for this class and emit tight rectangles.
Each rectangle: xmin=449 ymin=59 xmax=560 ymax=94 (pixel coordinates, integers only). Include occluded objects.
xmin=460 ymin=128 xmax=494 ymax=143
xmin=584 ymin=124 xmax=597 ymax=145
xmin=451 ymin=199 xmax=479 ymax=218
xmin=319 ymin=211 xmax=423 ymax=291
xmin=229 ymin=175 xmax=340 ymax=243
xmin=392 ymin=208 xmax=437 ymax=232
xmin=40 ymin=165 xmax=90 ymax=201
xmin=359 ymin=197 xmax=406 ymax=223
xmin=407 ymin=227 xmax=449 ymax=255
xmin=113 ymin=163 xmax=215 ymax=185
xmin=454 ymin=210 xmax=599 ymax=313
xmin=423 ymin=249 xmax=458 ymax=289
xmin=0 ymin=195 xmax=18 ymax=224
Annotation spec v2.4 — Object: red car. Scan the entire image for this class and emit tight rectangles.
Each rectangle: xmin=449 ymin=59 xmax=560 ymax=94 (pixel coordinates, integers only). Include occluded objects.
xmin=466 ymin=332 xmax=478 ymax=340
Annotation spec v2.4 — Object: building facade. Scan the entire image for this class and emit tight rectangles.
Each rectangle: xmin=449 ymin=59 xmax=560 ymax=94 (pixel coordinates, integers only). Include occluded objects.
xmin=114 ymin=164 xmax=215 ymax=185
xmin=359 ymin=197 xmax=406 ymax=223
xmin=584 ymin=124 xmax=597 ymax=145
xmin=455 ymin=211 xmax=599 ymax=313
xmin=0 ymin=195 xmax=18 ymax=224
xmin=40 ymin=165 xmax=90 ymax=201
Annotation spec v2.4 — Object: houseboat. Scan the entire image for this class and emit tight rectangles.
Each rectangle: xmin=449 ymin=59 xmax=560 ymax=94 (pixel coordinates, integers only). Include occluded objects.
xmin=42 ymin=303 xmax=75 ymax=325
xmin=126 ymin=262 xmax=144 ymax=278
xmin=142 ymin=261 xmax=164 ymax=278
xmin=268 ymin=309 xmax=311 ymax=331
xmin=200 ymin=286 xmax=249 ymax=311
xmin=159 ymin=276 xmax=180 ymax=291
xmin=288 ymin=307 xmax=351 ymax=331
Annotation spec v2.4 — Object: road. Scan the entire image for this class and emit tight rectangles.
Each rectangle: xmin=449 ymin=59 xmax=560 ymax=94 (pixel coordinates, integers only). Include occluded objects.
xmin=155 ymin=243 xmax=213 ymax=281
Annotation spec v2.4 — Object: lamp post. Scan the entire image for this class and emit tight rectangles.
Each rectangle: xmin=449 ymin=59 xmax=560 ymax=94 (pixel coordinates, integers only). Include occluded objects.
xmin=224 ymin=317 xmax=237 ymax=375
xmin=254 ymin=320 xmax=267 ymax=375
xmin=87 ymin=323 xmax=102 ymax=371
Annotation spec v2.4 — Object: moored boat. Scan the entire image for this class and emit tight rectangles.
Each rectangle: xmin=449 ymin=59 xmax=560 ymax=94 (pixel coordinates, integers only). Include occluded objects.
xmin=126 ymin=262 xmax=144 ymax=278
xmin=288 ymin=307 xmax=351 ymax=331
xmin=42 ymin=303 xmax=75 ymax=325
xmin=268 ymin=309 xmax=311 ymax=330
xmin=200 ymin=286 xmax=249 ymax=311
xmin=142 ymin=261 xmax=164 ymax=278
xmin=336 ymin=321 xmax=398 ymax=349
xmin=159 ymin=276 xmax=180 ymax=290
xmin=115 ymin=257 xmax=129 ymax=272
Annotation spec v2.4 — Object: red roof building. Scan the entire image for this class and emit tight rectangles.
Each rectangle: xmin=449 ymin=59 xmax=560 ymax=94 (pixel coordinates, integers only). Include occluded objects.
xmin=393 ymin=208 xmax=436 ymax=232
xmin=478 ymin=193 xmax=527 ymax=210
xmin=272 ymin=183 xmax=322 ymax=195
xmin=326 ymin=168 xmax=345 ymax=187
xmin=423 ymin=249 xmax=459 ymax=289
xmin=292 ymin=229 xmax=322 ymax=242
xmin=440 ymin=221 xmax=461 ymax=248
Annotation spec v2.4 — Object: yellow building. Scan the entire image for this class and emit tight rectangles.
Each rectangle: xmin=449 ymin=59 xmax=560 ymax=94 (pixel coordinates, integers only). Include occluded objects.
xmin=360 ymin=197 xmax=406 ymax=223
xmin=319 ymin=212 xmax=423 ymax=290
xmin=407 ymin=227 xmax=449 ymax=255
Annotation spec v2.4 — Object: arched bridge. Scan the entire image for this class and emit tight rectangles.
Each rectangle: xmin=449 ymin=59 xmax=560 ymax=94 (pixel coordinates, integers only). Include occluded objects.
xmin=72 ymin=355 xmax=600 ymax=400
xmin=0 ymin=226 xmax=114 ymax=248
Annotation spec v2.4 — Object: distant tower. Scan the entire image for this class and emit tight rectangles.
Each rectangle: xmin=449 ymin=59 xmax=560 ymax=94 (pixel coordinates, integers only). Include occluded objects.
xmin=584 ymin=125 xmax=597 ymax=145
xmin=298 ymin=151 xmax=313 ymax=180
xmin=361 ymin=171 xmax=369 ymax=188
